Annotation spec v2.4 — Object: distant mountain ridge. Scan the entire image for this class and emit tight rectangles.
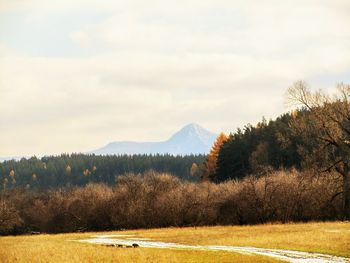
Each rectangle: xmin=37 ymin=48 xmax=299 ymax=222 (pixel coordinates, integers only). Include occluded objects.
xmin=0 ymin=156 xmax=26 ymax=162
xmin=92 ymin=123 xmax=217 ymax=155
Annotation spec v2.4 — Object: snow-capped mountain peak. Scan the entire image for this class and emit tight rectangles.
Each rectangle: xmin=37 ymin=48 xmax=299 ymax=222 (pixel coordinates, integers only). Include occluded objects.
xmin=168 ymin=123 xmax=216 ymax=145
xmin=92 ymin=123 xmax=217 ymax=155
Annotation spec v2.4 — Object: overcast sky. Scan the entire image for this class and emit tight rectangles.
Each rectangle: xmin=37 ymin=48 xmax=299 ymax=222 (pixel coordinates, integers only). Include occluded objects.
xmin=0 ymin=0 xmax=349 ymax=156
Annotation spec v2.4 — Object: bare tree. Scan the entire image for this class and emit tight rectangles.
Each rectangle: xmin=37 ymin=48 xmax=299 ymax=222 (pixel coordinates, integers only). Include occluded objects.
xmin=287 ymin=81 xmax=350 ymax=219
xmin=0 ymin=200 xmax=23 ymax=234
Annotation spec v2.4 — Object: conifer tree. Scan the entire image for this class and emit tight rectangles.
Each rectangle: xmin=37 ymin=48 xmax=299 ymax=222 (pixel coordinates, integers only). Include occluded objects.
xmin=203 ymin=133 xmax=228 ymax=181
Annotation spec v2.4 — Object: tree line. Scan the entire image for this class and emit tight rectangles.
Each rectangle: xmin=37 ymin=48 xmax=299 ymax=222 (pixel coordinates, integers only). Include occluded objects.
xmin=0 ymin=154 xmax=204 ymax=190
xmin=0 ymin=170 xmax=342 ymax=234
xmin=205 ymin=82 xmax=350 ymax=219
xmin=208 ymin=112 xmax=303 ymax=182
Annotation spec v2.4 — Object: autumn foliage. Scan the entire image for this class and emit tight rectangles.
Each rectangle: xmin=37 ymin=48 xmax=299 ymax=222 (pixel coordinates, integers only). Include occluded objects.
xmin=203 ymin=133 xmax=228 ymax=181
xmin=0 ymin=170 xmax=343 ymax=235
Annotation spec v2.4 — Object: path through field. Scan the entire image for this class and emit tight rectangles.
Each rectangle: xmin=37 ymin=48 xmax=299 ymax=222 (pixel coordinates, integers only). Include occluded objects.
xmin=78 ymin=234 xmax=350 ymax=263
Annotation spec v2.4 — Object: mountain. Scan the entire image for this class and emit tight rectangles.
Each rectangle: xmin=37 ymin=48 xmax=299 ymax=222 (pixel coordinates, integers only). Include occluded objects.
xmin=92 ymin=123 xmax=217 ymax=155
xmin=0 ymin=156 xmax=26 ymax=162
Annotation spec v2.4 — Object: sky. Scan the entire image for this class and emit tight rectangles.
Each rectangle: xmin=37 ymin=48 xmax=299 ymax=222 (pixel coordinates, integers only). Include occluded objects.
xmin=0 ymin=0 xmax=350 ymax=156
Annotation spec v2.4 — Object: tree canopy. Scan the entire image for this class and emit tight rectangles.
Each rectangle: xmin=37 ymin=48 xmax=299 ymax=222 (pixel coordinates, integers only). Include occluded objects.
xmin=287 ymin=81 xmax=350 ymax=219
xmin=214 ymin=114 xmax=303 ymax=182
xmin=0 ymin=154 xmax=205 ymax=190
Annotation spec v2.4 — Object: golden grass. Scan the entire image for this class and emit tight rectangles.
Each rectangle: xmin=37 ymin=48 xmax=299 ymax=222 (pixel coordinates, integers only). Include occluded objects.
xmin=0 ymin=234 xmax=277 ymax=263
xmin=0 ymin=221 xmax=349 ymax=262
xmin=134 ymin=221 xmax=350 ymax=257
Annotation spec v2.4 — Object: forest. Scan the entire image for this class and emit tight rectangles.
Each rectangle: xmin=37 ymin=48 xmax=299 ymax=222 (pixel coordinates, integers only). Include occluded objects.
xmin=1 ymin=82 xmax=349 ymax=234
xmin=0 ymin=154 xmax=204 ymax=190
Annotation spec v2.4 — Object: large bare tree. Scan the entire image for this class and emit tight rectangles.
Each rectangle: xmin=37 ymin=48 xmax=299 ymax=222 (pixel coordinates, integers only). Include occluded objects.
xmin=287 ymin=81 xmax=350 ymax=219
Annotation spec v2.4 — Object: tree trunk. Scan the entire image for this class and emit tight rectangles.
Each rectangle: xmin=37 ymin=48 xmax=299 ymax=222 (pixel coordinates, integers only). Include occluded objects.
xmin=343 ymin=169 xmax=350 ymax=220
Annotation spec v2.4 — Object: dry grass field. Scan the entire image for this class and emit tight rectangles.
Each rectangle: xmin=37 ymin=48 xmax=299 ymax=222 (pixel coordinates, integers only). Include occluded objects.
xmin=136 ymin=221 xmax=350 ymax=257
xmin=0 ymin=234 xmax=278 ymax=263
xmin=0 ymin=221 xmax=349 ymax=262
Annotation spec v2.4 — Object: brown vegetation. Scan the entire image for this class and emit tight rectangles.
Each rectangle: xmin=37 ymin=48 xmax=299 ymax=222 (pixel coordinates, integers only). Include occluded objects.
xmin=203 ymin=132 xmax=228 ymax=181
xmin=287 ymin=82 xmax=350 ymax=219
xmin=0 ymin=170 xmax=343 ymax=235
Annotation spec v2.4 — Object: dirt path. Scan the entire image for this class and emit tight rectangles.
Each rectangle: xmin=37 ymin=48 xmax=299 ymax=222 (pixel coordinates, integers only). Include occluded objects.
xmin=78 ymin=235 xmax=350 ymax=263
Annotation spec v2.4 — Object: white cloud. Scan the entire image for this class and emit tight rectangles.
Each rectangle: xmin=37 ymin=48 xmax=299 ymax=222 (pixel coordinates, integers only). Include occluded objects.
xmin=69 ymin=31 xmax=91 ymax=49
xmin=0 ymin=0 xmax=349 ymax=156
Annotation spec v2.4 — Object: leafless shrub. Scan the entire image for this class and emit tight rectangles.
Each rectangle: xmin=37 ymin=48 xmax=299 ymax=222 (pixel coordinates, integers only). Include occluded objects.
xmin=0 ymin=170 xmax=343 ymax=234
xmin=0 ymin=200 xmax=23 ymax=234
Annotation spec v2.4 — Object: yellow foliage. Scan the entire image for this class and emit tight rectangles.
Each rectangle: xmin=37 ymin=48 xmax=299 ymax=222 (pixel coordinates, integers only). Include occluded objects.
xmin=190 ymin=163 xmax=199 ymax=176
xmin=32 ymin=173 xmax=37 ymax=181
xmin=9 ymin=170 xmax=15 ymax=178
xmin=203 ymin=132 xmax=228 ymax=180
xmin=66 ymin=165 xmax=72 ymax=174
xmin=83 ymin=169 xmax=90 ymax=176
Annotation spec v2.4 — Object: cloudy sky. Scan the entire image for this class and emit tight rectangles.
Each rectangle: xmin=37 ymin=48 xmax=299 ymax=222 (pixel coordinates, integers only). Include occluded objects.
xmin=0 ymin=0 xmax=349 ymax=156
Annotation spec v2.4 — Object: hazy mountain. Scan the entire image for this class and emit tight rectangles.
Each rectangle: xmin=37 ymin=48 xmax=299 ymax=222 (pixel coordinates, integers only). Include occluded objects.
xmin=92 ymin=123 xmax=217 ymax=155
xmin=0 ymin=156 xmax=26 ymax=162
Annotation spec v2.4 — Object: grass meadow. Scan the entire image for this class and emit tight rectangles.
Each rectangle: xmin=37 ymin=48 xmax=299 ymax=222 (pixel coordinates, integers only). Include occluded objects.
xmin=0 ymin=221 xmax=349 ymax=262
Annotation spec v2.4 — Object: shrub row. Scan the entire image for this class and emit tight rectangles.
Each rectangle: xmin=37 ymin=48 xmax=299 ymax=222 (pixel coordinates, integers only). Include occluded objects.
xmin=0 ymin=170 xmax=343 ymax=235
